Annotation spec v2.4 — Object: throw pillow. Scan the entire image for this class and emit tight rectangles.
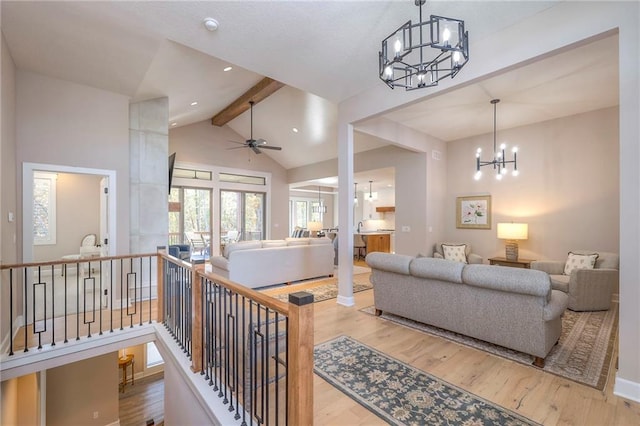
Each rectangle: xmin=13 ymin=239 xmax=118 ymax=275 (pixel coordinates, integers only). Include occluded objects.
xmin=442 ymin=244 xmax=468 ymax=263
xmin=564 ymin=252 xmax=599 ymax=275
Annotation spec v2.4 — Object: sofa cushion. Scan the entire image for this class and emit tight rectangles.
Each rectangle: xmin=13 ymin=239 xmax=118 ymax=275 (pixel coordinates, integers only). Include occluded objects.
xmin=366 ymin=252 xmax=412 ymax=275
xmin=434 ymin=242 xmax=471 ymax=257
xmin=308 ymin=237 xmax=332 ymax=245
xmin=564 ymin=252 xmax=598 ymax=275
xmin=262 ymin=239 xmax=287 ymax=248
xmin=441 ymin=244 xmax=468 ymax=263
xmin=224 ymin=240 xmax=262 ymax=258
xmin=409 ymin=257 xmax=464 ymax=283
xmin=462 ymin=264 xmax=550 ymax=297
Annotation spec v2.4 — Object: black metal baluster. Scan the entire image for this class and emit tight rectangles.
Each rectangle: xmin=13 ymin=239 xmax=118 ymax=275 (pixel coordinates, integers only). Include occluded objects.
xmin=99 ymin=260 xmax=103 ymax=335
xmin=217 ymin=284 xmax=224 ymax=398
xmin=110 ymin=260 xmax=114 ymax=333
xmin=51 ymin=264 xmax=56 ymax=346
xmin=274 ymin=311 xmax=279 ymax=426
xmin=241 ymin=295 xmax=247 ymax=426
xmin=63 ymin=265 xmax=68 ymax=343
xmin=76 ymin=262 xmax=80 ymax=341
xmin=119 ymin=259 xmax=124 ymax=330
xmin=24 ymin=267 xmax=29 ymax=352
xmin=9 ymin=270 xmax=14 ymax=355
xmin=233 ymin=293 xmax=241 ymax=420
xmin=148 ymin=256 xmax=152 ymax=324
xmin=33 ymin=267 xmax=45 ymax=349
xmin=139 ymin=257 xmax=143 ymax=326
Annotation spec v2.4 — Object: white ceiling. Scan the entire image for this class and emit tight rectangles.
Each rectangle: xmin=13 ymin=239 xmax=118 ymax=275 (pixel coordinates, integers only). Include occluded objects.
xmin=2 ymin=1 xmax=618 ymax=175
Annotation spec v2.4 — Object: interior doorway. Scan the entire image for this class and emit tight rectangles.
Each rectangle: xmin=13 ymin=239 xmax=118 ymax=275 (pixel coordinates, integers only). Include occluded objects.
xmin=22 ymin=163 xmax=116 ymax=263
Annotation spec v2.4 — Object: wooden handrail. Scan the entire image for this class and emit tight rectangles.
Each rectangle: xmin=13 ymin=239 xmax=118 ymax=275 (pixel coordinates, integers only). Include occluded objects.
xmin=0 ymin=252 xmax=159 ymax=270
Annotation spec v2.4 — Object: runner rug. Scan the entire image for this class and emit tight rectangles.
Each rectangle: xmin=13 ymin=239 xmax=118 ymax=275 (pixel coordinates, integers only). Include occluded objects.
xmin=314 ymin=335 xmax=540 ymax=426
xmin=360 ymin=303 xmax=618 ymax=390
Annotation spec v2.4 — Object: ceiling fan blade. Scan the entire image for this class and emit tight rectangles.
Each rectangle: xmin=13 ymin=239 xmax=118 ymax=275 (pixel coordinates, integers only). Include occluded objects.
xmin=259 ymin=145 xmax=282 ymax=151
xmin=227 ymin=146 xmax=247 ymax=150
xmin=227 ymin=139 xmax=246 ymax=145
xmin=251 ymin=146 xmax=262 ymax=154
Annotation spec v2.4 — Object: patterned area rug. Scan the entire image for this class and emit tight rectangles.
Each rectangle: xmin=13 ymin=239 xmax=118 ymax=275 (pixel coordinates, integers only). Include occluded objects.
xmin=315 ymin=335 xmax=540 ymax=426
xmin=271 ymin=274 xmax=372 ymax=303
xmin=361 ymin=304 xmax=618 ymax=390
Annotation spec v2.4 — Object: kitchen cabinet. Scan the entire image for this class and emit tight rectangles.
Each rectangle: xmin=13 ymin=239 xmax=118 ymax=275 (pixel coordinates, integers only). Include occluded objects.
xmin=364 ymin=233 xmax=391 ymax=253
xmin=376 ymin=206 xmax=395 ymax=212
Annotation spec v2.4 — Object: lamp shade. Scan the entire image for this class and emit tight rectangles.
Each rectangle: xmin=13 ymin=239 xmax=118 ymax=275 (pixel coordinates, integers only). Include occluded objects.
xmin=497 ymin=223 xmax=528 ymax=240
xmin=307 ymin=221 xmax=323 ymax=232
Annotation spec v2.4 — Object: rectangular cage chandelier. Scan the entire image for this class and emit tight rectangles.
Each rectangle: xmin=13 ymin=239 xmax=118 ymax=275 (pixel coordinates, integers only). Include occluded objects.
xmin=379 ymin=0 xmax=469 ymax=91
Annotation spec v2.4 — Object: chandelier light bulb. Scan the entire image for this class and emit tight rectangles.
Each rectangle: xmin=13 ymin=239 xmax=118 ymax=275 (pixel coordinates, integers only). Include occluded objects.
xmin=476 ymin=148 xmax=482 ymax=154
xmin=512 ymin=170 xmax=519 ymax=177
xmin=442 ymin=27 xmax=451 ymax=44
xmin=384 ymin=66 xmax=393 ymax=78
xmin=453 ymin=51 xmax=461 ymax=65
xmin=496 ymin=173 xmax=503 ymax=181
xmin=394 ymin=38 xmax=402 ymax=54
xmin=512 ymin=147 xmax=519 ymax=153
xmin=474 ymin=171 xmax=482 ymax=180
xmin=500 ymin=143 xmax=506 ymax=150
xmin=501 ymin=168 xmax=508 ymax=175
xmin=497 ymin=151 xmax=502 ymax=158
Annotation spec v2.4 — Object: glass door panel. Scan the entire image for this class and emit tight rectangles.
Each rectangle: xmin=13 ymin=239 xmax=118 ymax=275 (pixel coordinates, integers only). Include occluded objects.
xmin=244 ymin=192 xmax=265 ymax=241
xmin=220 ymin=190 xmax=266 ymax=243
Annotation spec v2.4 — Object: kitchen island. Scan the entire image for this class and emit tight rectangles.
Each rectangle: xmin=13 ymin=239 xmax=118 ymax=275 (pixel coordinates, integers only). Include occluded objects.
xmin=356 ymin=231 xmax=392 ymax=254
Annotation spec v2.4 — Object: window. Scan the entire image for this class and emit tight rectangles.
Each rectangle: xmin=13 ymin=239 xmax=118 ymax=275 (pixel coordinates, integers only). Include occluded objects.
xmin=33 ymin=172 xmax=57 ymax=245
xmin=146 ymin=342 xmax=164 ymax=368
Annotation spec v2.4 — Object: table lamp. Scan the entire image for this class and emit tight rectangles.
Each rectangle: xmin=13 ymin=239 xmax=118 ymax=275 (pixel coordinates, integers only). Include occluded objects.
xmin=497 ymin=222 xmax=528 ymax=261
xmin=307 ymin=221 xmax=323 ymax=237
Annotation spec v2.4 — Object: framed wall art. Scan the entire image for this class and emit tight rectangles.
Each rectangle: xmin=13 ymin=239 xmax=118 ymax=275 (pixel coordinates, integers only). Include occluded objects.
xmin=456 ymin=195 xmax=491 ymax=229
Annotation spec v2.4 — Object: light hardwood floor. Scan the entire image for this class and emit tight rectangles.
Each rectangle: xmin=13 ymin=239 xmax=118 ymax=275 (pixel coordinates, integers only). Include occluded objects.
xmin=119 ymin=372 xmax=164 ymax=426
xmin=308 ymin=286 xmax=640 ymax=426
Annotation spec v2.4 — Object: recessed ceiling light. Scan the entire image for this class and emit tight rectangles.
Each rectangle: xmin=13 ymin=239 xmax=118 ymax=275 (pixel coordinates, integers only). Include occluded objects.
xmin=292 ymin=128 xmax=299 ymax=133
xmin=190 ymin=101 xmax=198 ymax=106
xmin=203 ymin=18 xmax=219 ymax=32
xmin=171 ymin=122 xmax=177 ymax=127
xmin=223 ymin=66 xmax=233 ymax=72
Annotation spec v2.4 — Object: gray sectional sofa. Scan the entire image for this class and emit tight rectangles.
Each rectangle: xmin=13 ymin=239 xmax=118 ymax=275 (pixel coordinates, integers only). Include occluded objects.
xmin=366 ymin=252 xmax=568 ymax=367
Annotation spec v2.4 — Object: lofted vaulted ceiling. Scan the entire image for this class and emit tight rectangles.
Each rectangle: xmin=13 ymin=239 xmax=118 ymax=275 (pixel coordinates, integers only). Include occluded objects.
xmin=2 ymin=1 xmax=618 ymax=174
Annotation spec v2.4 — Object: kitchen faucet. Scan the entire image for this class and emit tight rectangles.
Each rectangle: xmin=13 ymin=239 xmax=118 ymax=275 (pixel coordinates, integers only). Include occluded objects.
xmin=357 ymin=221 xmax=363 ymax=233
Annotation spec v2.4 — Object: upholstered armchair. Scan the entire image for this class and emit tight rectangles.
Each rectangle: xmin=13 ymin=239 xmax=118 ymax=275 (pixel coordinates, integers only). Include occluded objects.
xmin=432 ymin=242 xmax=483 ymax=264
xmin=531 ymin=251 xmax=619 ymax=311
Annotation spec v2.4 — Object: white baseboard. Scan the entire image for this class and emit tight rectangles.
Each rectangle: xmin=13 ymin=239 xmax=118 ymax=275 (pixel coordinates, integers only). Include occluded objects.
xmin=336 ymin=295 xmax=355 ymax=307
xmin=614 ymin=374 xmax=640 ymax=403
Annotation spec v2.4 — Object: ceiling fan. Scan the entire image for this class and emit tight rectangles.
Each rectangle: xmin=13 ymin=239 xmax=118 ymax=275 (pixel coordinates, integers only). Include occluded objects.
xmin=228 ymin=101 xmax=282 ymax=154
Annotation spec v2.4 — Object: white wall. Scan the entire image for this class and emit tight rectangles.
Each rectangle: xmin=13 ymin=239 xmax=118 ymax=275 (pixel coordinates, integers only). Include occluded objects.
xmin=46 ymin=353 xmax=119 ymax=426
xmin=339 ymin=2 xmax=639 ymax=396
xmin=446 ymin=107 xmax=619 ymax=261
xmin=169 ymin=120 xmax=290 ymax=239
xmin=1 ymin=31 xmax=18 ymax=353
xmin=15 ymin=71 xmax=130 ymax=256
xmin=33 ymin=172 xmax=102 ymax=261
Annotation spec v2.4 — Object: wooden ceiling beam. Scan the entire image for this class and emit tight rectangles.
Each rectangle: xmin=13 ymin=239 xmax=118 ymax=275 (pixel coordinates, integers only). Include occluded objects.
xmin=211 ymin=77 xmax=285 ymax=126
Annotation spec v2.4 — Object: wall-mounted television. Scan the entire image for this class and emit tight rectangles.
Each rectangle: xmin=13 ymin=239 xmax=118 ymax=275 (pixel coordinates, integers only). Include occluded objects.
xmin=168 ymin=152 xmax=176 ymax=194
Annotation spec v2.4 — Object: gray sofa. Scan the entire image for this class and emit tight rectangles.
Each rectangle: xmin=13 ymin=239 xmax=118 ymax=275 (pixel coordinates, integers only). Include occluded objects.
xmin=366 ymin=252 xmax=568 ymax=367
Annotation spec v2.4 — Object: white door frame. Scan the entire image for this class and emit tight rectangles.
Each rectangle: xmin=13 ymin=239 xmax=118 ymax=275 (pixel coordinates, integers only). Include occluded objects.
xmin=22 ymin=162 xmax=117 ymax=262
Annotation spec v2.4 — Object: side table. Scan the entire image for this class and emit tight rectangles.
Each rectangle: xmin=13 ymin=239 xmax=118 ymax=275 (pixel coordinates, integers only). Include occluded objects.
xmin=118 ymin=354 xmax=135 ymax=393
xmin=488 ymin=257 xmax=535 ymax=269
